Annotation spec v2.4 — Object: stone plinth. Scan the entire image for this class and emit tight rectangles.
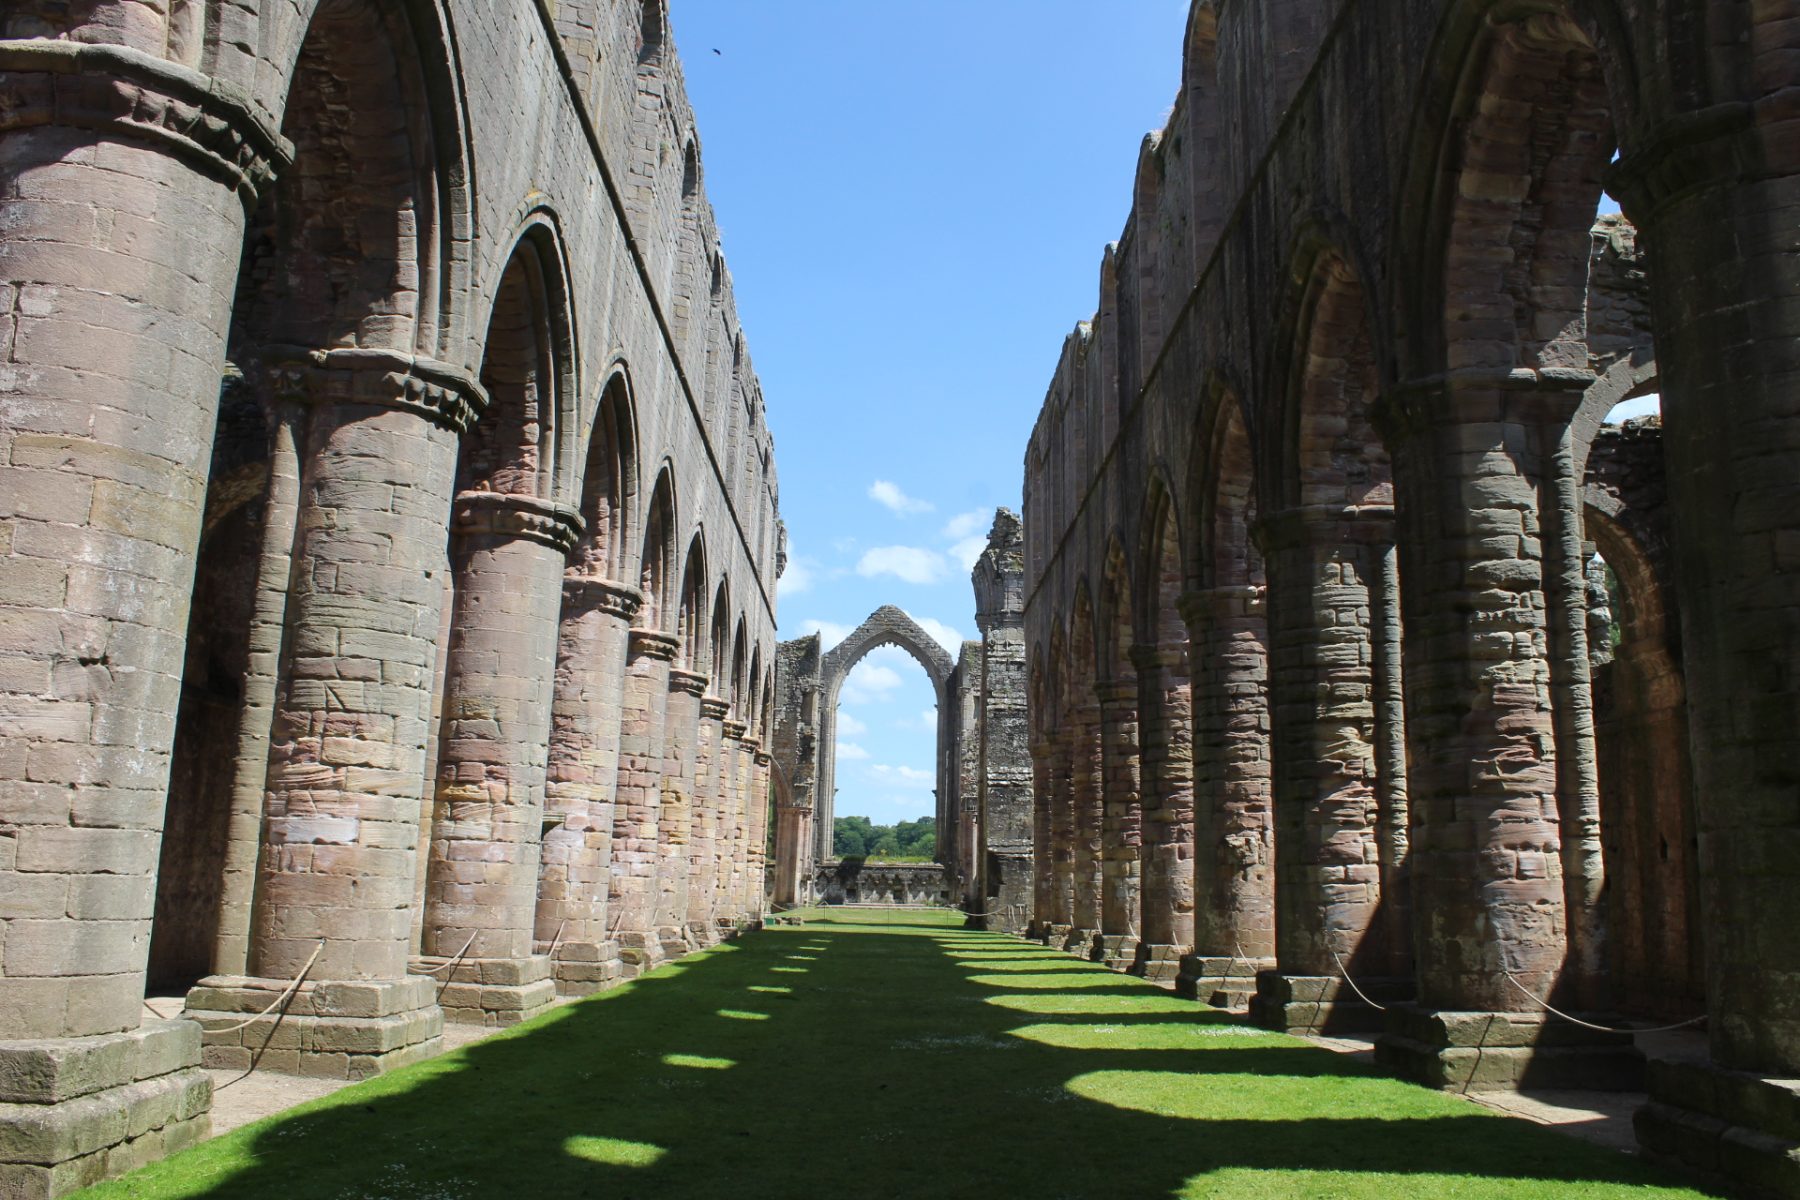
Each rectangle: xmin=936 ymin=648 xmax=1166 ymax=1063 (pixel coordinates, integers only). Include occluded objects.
xmin=185 ymin=975 xmax=442 ymax=1079
xmin=412 ymin=955 xmax=556 ymax=1028
xmin=1094 ymin=934 xmax=1138 ymax=971
xmin=1251 ymin=973 xmax=1410 ymax=1036
xmin=1176 ymin=954 xmax=1274 ymax=1009
xmin=0 ymin=1021 xmax=210 ymax=1200
xmin=1375 ymin=1003 xmax=1644 ymax=1092
xmin=1636 ymin=1054 xmax=1800 ymax=1197
xmin=1129 ymin=942 xmax=1186 ymax=984
xmin=550 ymin=941 xmax=625 ymax=997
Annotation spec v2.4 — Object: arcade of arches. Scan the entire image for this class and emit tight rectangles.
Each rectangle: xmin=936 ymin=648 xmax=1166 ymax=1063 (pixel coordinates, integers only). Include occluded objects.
xmin=0 ymin=1 xmax=1796 ymax=1197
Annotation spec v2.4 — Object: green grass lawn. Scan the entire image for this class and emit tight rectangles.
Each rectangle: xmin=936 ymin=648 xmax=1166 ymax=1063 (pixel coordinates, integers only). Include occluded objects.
xmin=88 ymin=911 xmax=1723 ymax=1199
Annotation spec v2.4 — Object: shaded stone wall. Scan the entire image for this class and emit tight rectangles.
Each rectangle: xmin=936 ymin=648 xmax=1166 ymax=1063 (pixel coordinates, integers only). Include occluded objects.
xmin=1016 ymin=1 xmax=1800 ymax=1189
xmin=0 ymin=3 xmax=780 ymax=1192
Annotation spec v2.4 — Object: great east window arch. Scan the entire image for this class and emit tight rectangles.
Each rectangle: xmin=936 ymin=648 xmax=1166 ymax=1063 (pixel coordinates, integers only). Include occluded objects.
xmin=812 ymin=606 xmax=958 ymax=864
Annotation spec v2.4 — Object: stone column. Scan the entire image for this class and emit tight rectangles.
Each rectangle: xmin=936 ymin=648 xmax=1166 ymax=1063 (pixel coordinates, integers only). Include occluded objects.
xmin=1095 ymin=678 xmax=1142 ymax=969
xmin=1028 ymin=736 xmax=1055 ymax=940
xmin=414 ymin=494 xmax=577 ymax=1027
xmin=749 ymin=748 xmax=773 ymax=921
xmin=610 ymin=629 xmax=678 ymax=974
xmin=691 ymin=695 xmax=729 ymax=941
xmin=211 ymin=391 xmax=305 ymax=975
xmin=1614 ymin=105 xmax=1800 ymax=1188
xmin=186 ymin=351 xmax=486 ymax=1080
xmin=534 ymin=577 xmax=637 ymax=997
xmin=1067 ymin=696 xmax=1105 ymax=953
xmin=729 ymin=726 xmax=757 ymax=920
xmin=0 ymin=41 xmax=288 ymax=1193
xmin=1372 ymin=376 xmax=1639 ymax=1091
xmin=657 ymin=668 xmax=706 ymax=957
xmin=1044 ymin=736 xmax=1075 ymax=944
xmin=1253 ymin=508 xmax=1405 ymax=1034
xmin=716 ymin=716 xmax=747 ymax=932
xmin=1130 ymin=644 xmax=1195 ymax=982
xmin=1175 ymin=587 xmax=1276 ymax=1008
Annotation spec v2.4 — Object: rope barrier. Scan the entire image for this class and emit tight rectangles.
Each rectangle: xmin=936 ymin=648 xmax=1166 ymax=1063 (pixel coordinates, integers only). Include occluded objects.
xmin=408 ymin=932 xmax=480 ymax=978
xmin=208 ymin=941 xmax=324 ymax=1034
xmin=1330 ymin=947 xmax=1389 ymax=1013
xmin=212 ymin=941 xmax=325 ymax=1093
xmin=544 ymin=919 xmax=568 ymax=961
xmin=1503 ymin=972 xmax=1708 ymax=1034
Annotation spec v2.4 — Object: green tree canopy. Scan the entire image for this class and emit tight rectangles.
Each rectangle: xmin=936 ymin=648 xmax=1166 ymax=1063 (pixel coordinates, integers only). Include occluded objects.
xmin=834 ymin=816 xmax=935 ymax=861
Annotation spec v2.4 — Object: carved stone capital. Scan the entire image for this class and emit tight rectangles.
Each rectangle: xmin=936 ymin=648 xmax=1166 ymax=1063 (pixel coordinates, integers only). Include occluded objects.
xmin=1255 ymin=504 xmax=1396 ymax=552
xmin=668 ymin=668 xmax=708 ymax=697
xmin=263 ymin=346 xmax=489 ymax=435
xmin=722 ymin=718 xmax=749 ymax=740
xmin=1178 ymin=585 xmax=1264 ymax=630
xmin=0 ymin=40 xmax=292 ymax=205
xmin=1375 ymin=367 xmax=1592 ymax=443
xmin=754 ymin=751 xmax=771 ymax=767
xmin=561 ymin=575 xmax=641 ymax=622
xmin=452 ymin=491 xmax=583 ymax=554
xmin=700 ymin=696 xmax=730 ymax=721
xmin=627 ymin=629 xmax=681 ymax=663
xmin=1607 ymin=102 xmax=1757 ymax=220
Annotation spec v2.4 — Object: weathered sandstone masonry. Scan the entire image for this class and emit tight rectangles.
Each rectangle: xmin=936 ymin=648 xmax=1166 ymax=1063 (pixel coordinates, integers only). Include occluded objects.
xmin=770 ymin=514 xmax=1032 ymax=928
xmin=1018 ymin=3 xmax=1800 ymax=1196
xmin=0 ymin=3 xmax=780 ymax=1193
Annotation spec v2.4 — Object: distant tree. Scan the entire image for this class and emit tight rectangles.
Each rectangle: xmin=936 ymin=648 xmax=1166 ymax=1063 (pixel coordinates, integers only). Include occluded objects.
xmin=833 ymin=815 xmax=874 ymax=857
xmin=833 ymin=815 xmax=936 ymax=861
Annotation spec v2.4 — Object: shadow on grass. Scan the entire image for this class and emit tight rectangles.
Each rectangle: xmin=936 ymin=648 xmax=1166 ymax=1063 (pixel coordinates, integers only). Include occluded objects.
xmin=86 ymin=911 xmax=1725 ymax=1200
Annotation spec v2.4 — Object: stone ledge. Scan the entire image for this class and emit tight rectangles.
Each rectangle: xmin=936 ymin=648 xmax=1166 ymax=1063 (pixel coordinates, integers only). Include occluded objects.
xmin=1636 ymin=1055 xmax=1800 ymax=1196
xmin=1375 ymin=1003 xmax=1645 ymax=1092
xmin=0 ymin=1020 xmax=200 ymax=1105
xmin=185 ymin=973 xmax=436 ymax=1020
xmin=185 ymin=975 xmax=443 ymax=1081
xmin=1252 ymin=973 xmax=1411 ymax=1036
xmin=1175 ymin=954 xmax=1273 ymax=1009
xmin=0 ymin=1021 xmax=209 ymax=1200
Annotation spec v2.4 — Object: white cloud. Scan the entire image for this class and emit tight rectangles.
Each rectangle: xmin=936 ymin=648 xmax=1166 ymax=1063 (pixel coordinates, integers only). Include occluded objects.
xmin=836 ymin=712 xmax=868 ymax=736
xmin=871 ymin=763 xmax=935 ymax=788
xmin=778 ymin=556 xmax=815 ymax=599
xmin=868 ymin=480 xmax=934 ymax=516
xmin=949 ymin=535 xmax=987 ymax=573
xmin=941 ymin=509 xmax=988 ymax=541
xmin=840 ymin=661 xmax=904 ymax=706
xmin=800 ymin=618 xmax=853 ymax=649
xmin=836 ymin=741 xmax=870 ymax=761
xmin=856 ymin=545 xmax=948 ymax=586
xmin=905 ymin=613 xmax=964 ymax=654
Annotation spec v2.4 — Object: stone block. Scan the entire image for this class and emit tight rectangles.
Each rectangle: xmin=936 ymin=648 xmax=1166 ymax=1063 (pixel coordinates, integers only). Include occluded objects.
xmin=1376 ymin=1003 xmax=1644 ymax=1092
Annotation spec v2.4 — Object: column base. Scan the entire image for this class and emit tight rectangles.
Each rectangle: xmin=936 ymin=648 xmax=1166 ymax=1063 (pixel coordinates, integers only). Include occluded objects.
xmin=1635 ymin=1053 xmax=1800 ymax=1197
xmin=1042 ymin=923 xmax=1072 ymax=948
xmin=686 ymin=920 xmax=721 ymax=948
xmin=551 ymin=942 xmax=625 ymax=998
xmin=1251 ymin=973 xmax=1410 ymax=1035
xmin=412 ymin=955 xmax=557 ymax=1028
xmin=1128 ymin=943 xmax=1186 ymax=983
xmin=1064 ymin=927 xmax=1101 ymax=956
xmin=714 ymin=916 xmax=742 ymax=941
xmin=185 ymin=975 xmax=443 ymax=1080
xmin=1093 ymin=934 xmax=1138 ymax=971
xmin=0 ymin=1020 xmax=211 ymax=1199
xmin=617 ymin=932 xmax=667 ymax=979
xmin=656 ymin=926 xmax=694 ymax=962
xmin=1375 ymin=1002 xmax=1645 ymax=1091
xmin=1175 ymin=955 xmax=1273 ymax=1009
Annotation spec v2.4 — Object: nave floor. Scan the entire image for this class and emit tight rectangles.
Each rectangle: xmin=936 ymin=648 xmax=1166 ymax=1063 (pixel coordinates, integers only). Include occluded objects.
xmin=90 ymin=911 xmax=1721 ymax=1199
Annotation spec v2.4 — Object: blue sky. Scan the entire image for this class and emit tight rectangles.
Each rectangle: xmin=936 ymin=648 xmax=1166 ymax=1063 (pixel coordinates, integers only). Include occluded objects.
xmin=671 ymin=2 xmax=1191 ymax=825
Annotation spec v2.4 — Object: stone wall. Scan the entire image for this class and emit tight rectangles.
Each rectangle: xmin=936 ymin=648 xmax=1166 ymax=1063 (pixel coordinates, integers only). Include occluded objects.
xmin=0 ymin=3 xmax=780 ymax=1192
xmin=814 ymin=861 xmax=952 ymax=907
xmin=1016 ymin=2 xmax=1800 ymax=1192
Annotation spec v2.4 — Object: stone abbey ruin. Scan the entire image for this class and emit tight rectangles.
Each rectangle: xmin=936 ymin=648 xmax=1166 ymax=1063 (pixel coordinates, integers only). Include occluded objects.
xmin=0 ymin=0 xmax=1796 ymax=1196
